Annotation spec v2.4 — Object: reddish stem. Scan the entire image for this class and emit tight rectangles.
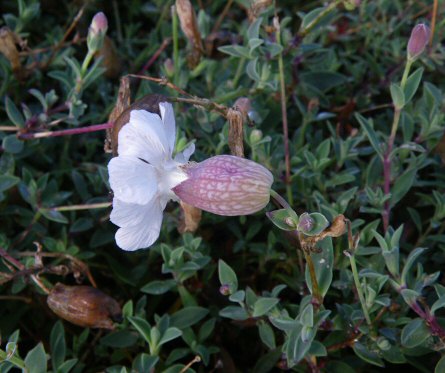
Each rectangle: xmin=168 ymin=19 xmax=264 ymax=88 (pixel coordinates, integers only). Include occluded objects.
xmin=19 ymin=122 xmax=113 ymax=140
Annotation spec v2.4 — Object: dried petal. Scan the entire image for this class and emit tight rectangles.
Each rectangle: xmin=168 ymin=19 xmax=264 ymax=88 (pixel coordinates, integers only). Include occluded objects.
xmin=178 ymin=200 xmax=202 ymax=233
xmin=173 ymin=155 xmax=273 ymax=216
xmin=47 ymin=283 xmax=122 ymax=329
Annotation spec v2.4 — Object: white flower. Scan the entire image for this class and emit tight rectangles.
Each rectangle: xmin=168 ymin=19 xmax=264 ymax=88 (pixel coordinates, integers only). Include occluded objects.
xmin=108 ymin=102 xmax=195 ymax=251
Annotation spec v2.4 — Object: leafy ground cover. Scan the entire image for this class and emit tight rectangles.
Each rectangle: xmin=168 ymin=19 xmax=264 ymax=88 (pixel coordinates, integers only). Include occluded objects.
xmin=1 ymin=0 xmax=445 ymax=372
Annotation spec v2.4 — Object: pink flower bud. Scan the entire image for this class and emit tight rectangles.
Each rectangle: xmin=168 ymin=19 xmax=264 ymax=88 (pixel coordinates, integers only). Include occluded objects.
xmin=407 ymin=24 xmax=430 ymax=60
xmin=173 ymin=155 xmax=273 ymax=216
xmin=90 ymin=12 xmax=108 ymax=35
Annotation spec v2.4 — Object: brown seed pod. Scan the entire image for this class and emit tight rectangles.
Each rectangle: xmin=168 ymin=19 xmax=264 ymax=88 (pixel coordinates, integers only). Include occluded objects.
xmin=110 ymin=94 xmax=168 ymax=155
xmin=47 ymin=283 xmax=122 ymax=329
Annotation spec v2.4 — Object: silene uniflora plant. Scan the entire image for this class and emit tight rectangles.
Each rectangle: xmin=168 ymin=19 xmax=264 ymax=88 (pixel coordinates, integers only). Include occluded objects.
xmin=1 ymin=1 xmax=445 ymax=372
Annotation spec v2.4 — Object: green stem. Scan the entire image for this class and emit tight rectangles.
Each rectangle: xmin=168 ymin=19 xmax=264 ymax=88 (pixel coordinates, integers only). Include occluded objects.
xmin=0 ymin=349 xmax=26 ymax=369
xmin=172 ymin=5 xmax=179 ymax=87
xmin=275 ymin=16 xmax=293 ymax=206
xmin=232 ymin=57 xmax=246 ymax=89
xmin=303 ymin=249 xmax=322 ymax=306
xmin=270 ymin=189 xmax=292 ymax=211
xmin=349 ymin=254 xmax=372 ymax=326
xmin=400 ymin=59 xmax=413 ymax=90
xmin=80 ymin=50 xmax=94 ymax=77
xmin=299 ymin=0 xmax=341 ymax=38
xmin=45 ymin=202 xmax=111 ymax=212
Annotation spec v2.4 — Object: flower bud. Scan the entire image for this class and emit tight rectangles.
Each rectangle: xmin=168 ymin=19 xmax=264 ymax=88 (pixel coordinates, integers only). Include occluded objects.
xmin=219 ymin=284 xmax=231 ymax=296
xmin=164 ymin=58 xmax=175 ymax=78
xmin=407 ymin=23 xmax=430 ymax=60
xmin=250 ymin=129 xmax=263 ymax=143
xmin=87 ymin=12 xmax=108 ymax=53
xmin=173 ymin=155 xmax=273 ymax=216
xmin=47 ymin=283 xmax=122 ymax=329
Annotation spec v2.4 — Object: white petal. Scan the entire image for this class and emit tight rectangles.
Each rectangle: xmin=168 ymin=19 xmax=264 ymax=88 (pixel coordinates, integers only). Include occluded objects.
xmin=108 ymin=155 xmax=157 ymax=205
xmin=174 ymin=142 xmax=195 ymax=164
xmin=118 ymin=110 xmax=170 ymax=163
xmin=159 ymin=102 xmax=176 ymax=155
xmin=114 ymin=199 xmax=164 ymax=251
xmin=110 ymin=198 xmax=149 ymax=227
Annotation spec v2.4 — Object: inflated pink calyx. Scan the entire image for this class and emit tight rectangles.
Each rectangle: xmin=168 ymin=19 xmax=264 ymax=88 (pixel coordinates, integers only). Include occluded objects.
xmin=173 ymin=155 xmax=273 ymax=216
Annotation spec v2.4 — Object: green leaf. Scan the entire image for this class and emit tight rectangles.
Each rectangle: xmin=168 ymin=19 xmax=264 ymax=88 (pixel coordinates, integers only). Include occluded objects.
xmin=390 ymin=83 xmax=405 ymax=109
xmin=2 ymin=135 xmax=24 ymax=154
xmin=159 ymin=327 xmax=182 ymax=346
xmin=100 ymin=330 xmax=138 ymax=348
xmin=133 ymin=354 xmax=159 ymax=373
xmin=401 ymin=247 xmax=425 ymax=285
xmin=128 ymin=316 xmax=152 ymax=344
xmin=258 ymin=321 xmax=276 ymax=349
xmin=218 ymin=259 xmax=238 ymax=294
xmin=217 ymin=45 xmax=250 ymax=58
xmin=390 ymin=168 xmax=417 ymax=206
xmin=300 ymin=304 xmax=314 ymax=327
xmin=435 ymin=355 xmax=445 ymax=373
xmin=40 ymin=208 xmax=69 ymax=224
xmin=0 ymin=175 xmax=20 ymax=193
xmin=431 ymin=296 xmax=445 ymax=315
xmin=246 ymin=58 xmax=261 ymax=81
xmin=401 ymin=318 xmax=431 ymax=348
xmin=24 ymin=343 xmax=47 ymax=373
xmin=353 ymin=342 xmax=385 ymax=367
xmin=404 ymin=67 xmax=424 ymax=104
xmin=266 ymin=208 xmax=298 ymax=231
xmin=247 ymin=17 xmax=262 ymax=40
xmin=252 ymin=297 xmax=279 ymax=317
xmin=219 ymin=306 xmax=249 ymax=320
xmin=140 ymin=280 xmax=177 ymax=295
xmin=300 ymin=71 xmax=347 ymax=92
xmin=5 ymin=97 xmax=25 ymax=128
xmin=50 ymin=321 xmax=65 ymax=370
xmin=305 ymin=238 xmax=334 ymax=297
xmin=170 ymin=306 xmax=209 ymax=328
xmin=355 ymin=113 xmax=383 ymax=159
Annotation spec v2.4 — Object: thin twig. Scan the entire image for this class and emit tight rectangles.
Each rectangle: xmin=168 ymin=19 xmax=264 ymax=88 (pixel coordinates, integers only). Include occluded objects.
xmin=274 ymin=15 xmax=293 ymax=205
xmin=47 ymin=201 xmax=111 ymax=212
xmin=430 ymin=0 xmax=438 ymax=49
xmin=211 ymin=0 xmax=234 ymax=35
xmin=179 ymin=356 xmax=201 ymax=373
xmin=139 ymin=37 xmax=172 ymax=74
xmin=44 ymin=5 xmax=86 ymax=69
xmin=18 ymin=122 xmax=113 ymax=140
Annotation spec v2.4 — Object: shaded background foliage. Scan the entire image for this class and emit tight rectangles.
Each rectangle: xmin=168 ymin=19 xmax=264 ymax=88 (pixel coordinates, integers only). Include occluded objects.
xmin=1 ymin=0 xmax=445 ymax=372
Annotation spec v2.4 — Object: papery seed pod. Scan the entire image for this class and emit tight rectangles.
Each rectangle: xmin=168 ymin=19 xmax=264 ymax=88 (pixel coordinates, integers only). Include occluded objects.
xmin=407 ymin=24 xmax=430 ymax=60
xmin=173 ymin=155 xmax=273 ymax=216
xmin=0 ymin=27 xmax=23 ymax=80
xmin=47 ymin=283 xmax=122 ymax=329
xmin=175 ymin=0 xmax=203 ymax=67
xmin=323 ymin=214 xmax=347 ymax=238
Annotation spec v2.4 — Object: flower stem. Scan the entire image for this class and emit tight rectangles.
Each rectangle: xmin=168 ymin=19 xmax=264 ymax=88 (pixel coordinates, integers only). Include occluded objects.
xmin=46 ymin=202 xmax=111 ymax=212
xmin=0 ymin=348 xmax=26 ymax=369
xmin=18 ymin=122 xmax=113 ymax=140
xmin=349 ymin=254 xmax=372 ymax=326
xmin=382 ymin=59 xmax=412 ymax=232
xmin=274 ymin=15 xmax=293 ymax=206
xmin=303 ymin=248 xmax=322 ymax=306
xmin=345 ymin=221 xmax=372 ymax=327
xmin=172 ymin=5 xmax=179 ymax=87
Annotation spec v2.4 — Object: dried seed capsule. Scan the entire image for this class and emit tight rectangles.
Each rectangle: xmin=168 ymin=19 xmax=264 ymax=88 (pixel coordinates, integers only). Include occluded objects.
xmin=47 ymin=283 xmax=122 ymax=329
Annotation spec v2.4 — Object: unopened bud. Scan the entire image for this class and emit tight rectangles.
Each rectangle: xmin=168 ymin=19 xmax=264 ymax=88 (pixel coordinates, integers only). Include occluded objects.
xmin=407 ymin=23 xmax=430 ymax=60
xmin=297 ymin=213 xmax=314 ymax=233
xmin=173 ymin=155 xmax=273 ymax=216
xmin=219 ymin=284 xmax=231 ymax=296
xmin=47 ymin=283 xmax=122 ymax=329
xmin=164 ymin=58 xmax=175 ymax=78
xmin=87 ymin=12 xmax=108 ymax=52
xmin=249 ymin=129 xmax=263 ymax=144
